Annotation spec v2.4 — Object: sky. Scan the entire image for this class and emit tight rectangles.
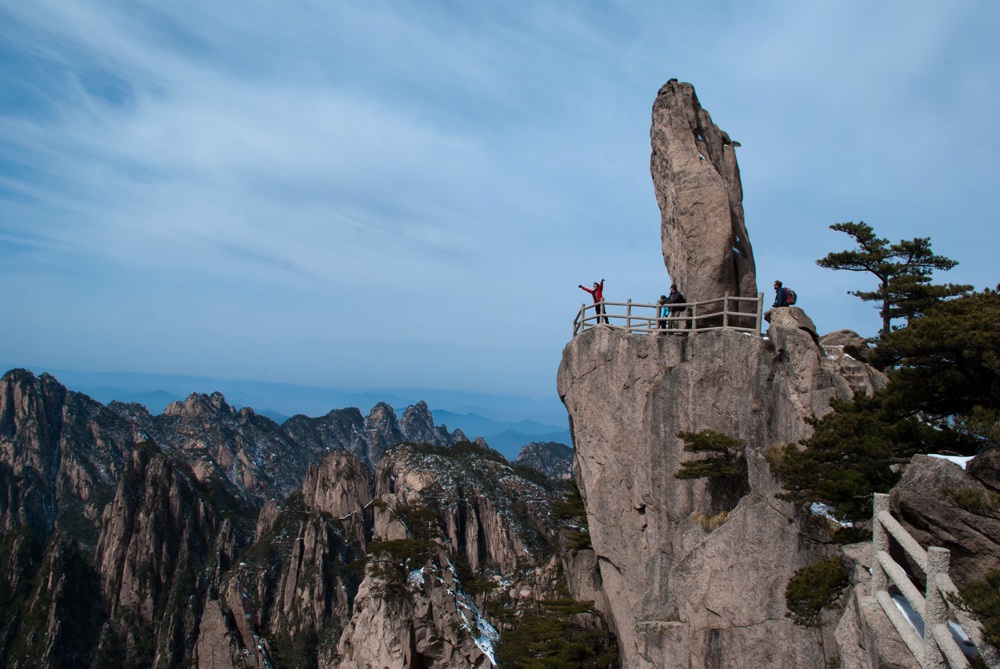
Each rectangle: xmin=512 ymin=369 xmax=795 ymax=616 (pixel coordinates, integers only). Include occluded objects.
xmin=2 ymin=1 xmax=999 ymax=416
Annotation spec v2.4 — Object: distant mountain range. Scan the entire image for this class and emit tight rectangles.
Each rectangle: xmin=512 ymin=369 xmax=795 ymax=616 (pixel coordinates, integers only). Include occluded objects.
xmin=431 ymin=410 xmax=572 ymax=460
xmin=2 ymin=365 xmax=572 ymax=460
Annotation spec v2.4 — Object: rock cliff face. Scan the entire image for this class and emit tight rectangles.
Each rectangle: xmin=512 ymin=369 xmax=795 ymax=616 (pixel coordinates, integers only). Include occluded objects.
xmin=650 ymin=80 xmax=756 ymax=302
xmin=557 ymin=317 xmax=886 ymax=668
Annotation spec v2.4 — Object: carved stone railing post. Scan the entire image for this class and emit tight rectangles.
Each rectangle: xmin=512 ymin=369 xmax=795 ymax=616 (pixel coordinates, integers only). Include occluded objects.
xmin=871 ymin=493 xmax=889 ymax=594
xmin=923 ymin=547 xmax=949 ymax=669
xmin=756 ymin=291 xmax=764 ymax=334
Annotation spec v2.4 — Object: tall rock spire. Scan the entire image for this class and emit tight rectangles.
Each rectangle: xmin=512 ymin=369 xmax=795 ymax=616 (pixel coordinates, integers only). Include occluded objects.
xmin=650 ymin=80 xmax=756 ymax=301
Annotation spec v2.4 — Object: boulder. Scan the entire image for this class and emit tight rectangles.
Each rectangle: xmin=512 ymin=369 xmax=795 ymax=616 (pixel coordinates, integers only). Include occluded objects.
xmin=766 ymin=306 xmax=818 ymax=342
xmin=650 ymin=80 xmax=756 ymax=304
xmin=820 ymin=328 xmax=872 ymax=362
xmin=967 ymin=442 xmax=1000 ymax=492
xmin=891 ymin=455 xmax=1000 ymax=587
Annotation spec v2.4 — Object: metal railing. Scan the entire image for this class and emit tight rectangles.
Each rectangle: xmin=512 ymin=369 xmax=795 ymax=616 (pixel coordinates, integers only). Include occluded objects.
xmin=572 ymin=292 xmax=764 ymax=336
xmin=871 ymin=493 xmax=998 ymax=668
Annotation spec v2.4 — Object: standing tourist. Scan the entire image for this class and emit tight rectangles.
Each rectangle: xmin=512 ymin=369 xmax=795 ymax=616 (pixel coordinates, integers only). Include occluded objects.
xmin=579 ymin=279 xmax=608 ymax=324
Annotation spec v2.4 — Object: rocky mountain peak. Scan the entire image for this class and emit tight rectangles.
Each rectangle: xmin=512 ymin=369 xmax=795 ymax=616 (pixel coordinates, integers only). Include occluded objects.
xmin=514 ymin=441 xmax=573 ymax=481
xmin=162 ymin=391 xmax=234 ymax=419
xmin=650 ymin=79 xmax=756 ymax=302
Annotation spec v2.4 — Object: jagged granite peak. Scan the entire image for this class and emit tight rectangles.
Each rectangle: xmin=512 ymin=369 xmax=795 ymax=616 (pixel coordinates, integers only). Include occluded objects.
xmin=162 ymin=390 xmax=235 ymax=418
xmin=558 ymin=309 xmax=887 ymax=668
xmin=400 ymin=400 xmax=467 ymax=446
xmin=283 ymin=400 xmax=466 ymax=470
xmin=0 ymin=368 xmax=138 ymax=540
xmin=300 ymin=449 xmax=372 ymax=523
xmin=514 ymin=441 xmax=573 ymax=481
xmin=375 ymin=441 xmax=554 ymax=573
xmin=650 ymin=80 xmax=756 ymax=303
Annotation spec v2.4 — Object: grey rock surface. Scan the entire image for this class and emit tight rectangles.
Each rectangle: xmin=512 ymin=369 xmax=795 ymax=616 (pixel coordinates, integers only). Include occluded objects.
xmin=650 ymin=80 xmax=756 ymax=304
xmin=765 ymin=305 xmax=818 ymax=340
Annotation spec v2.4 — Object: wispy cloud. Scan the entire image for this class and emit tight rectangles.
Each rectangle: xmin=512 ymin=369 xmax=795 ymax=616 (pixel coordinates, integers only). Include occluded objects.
xmin=1 ymin=1 xmax=998 ymax=396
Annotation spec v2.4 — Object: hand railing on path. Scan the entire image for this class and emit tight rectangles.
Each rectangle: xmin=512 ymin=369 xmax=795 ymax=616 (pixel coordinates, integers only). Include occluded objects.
xmin=572 ymin=293 xmax=764 ymax=336
xmin=870 ymin=493 xmax=998 ymax=668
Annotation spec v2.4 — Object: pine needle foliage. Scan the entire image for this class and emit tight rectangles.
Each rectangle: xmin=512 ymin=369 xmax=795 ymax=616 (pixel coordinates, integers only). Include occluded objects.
xmin=955 ymin=570 xmax=1000 ymax=651
xmin=816 ymin=221 xmax=969 ymax=336
xmin=674 ymin=430 xmax=744 ymax=480
xmin=785 ymin=556 xmax=849 ymax=627
xmin=552 ymin=480 xmax=591 ymax=551
xmin=767 ymin=393 xmax=963 ymax=524
xmin=871 ymin=287 xmax=1000 ymax=423
xmin=496 ymin=597 xmax=618 ymax=668
xmin=364 ymin=503 xmax=443 ymax=604
xmin=941 ymin=486 xmax=1000 ymax=520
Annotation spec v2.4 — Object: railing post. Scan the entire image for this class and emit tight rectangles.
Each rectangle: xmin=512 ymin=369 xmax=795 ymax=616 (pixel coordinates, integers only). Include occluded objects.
xmin=923 ymin=547 xmax=950 ymax=669
xmin=723 ymin=292 xmax=729 ymax=329
xmin=872 ymin=493 xmax=889 ymax=595
xmin=757 ymin=292 xmax=764 ymax=334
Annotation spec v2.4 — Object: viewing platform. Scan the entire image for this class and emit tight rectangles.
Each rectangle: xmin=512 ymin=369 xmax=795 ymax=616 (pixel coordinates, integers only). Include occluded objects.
xmin=573 ymin=293 xmax=765 ymax=336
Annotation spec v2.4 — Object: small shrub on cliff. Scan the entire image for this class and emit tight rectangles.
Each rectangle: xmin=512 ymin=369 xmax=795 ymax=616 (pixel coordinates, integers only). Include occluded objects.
xmin=496 ymin=597 xmax=618 ymax=668
xmin=366 ymin=538 xmax=434 ymax=603
xmin=553 ymin=480 xmax=591 ymax=551
xmin=766 ymin=393 xmax=965 ymax=524
xmin=363 ymin=502 xmax=444 ymax=603
xmin=451 ymin=553 xmax=499 ymax=598
xmin=785 ymin=556 xmax=849 ymax=627
xmin=942 ymin=486 xmax=1000 ymax=520
xmin=950 ymin=569 xmax=1000 ymax=653
xmin=673 ymin=429 xmax=744 ymax=480
xmin=693 ymin=510 xmax=729 ymax=531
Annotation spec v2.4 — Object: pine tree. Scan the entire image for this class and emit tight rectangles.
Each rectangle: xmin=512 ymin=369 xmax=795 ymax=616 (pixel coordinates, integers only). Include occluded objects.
xmin=673 ymin=430 xmax=744 ymax=480
xmin=816 ymin=222 xmax=969 ymax=336
xmin=768 ymin=288 xmax=998 ymax=524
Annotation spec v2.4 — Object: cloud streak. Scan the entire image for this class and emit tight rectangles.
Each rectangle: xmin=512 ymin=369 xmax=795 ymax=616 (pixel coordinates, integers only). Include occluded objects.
xmin=1 ymin=1 xmax=999 ymax=399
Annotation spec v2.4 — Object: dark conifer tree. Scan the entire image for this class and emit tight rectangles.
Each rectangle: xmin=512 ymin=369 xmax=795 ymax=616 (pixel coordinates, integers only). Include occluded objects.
xmin=816 ymin=221 xmax=970 ymax=336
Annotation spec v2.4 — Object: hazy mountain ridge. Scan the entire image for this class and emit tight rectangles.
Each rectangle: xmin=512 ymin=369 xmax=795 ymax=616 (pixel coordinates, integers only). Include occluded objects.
xmin=6 ymin=365 xmax=569 ymax=427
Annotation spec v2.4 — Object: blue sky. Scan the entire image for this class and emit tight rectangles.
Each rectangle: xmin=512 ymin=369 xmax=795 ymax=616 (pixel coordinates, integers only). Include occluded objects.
xmin=2 ymin=1 xmax=998 ymax=408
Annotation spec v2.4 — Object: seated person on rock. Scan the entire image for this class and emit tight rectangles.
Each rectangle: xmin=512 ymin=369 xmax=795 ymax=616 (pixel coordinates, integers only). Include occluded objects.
xmin=764 ymin=279 xmax=790 ymax=322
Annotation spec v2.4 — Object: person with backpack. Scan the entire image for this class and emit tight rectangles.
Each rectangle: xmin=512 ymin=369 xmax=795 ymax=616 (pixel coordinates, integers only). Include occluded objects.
xmin=765 ymin=280 xmax=797 ymax=322
xmin=664 ymin=284 xmax=686 ymax=329
xmin=772 ymin=280 xmax=790 ymax=308
xmin=579 ymin=279 xmax=608 ymax=324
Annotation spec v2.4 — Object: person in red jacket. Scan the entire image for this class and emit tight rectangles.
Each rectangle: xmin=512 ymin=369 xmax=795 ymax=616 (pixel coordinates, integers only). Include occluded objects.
xmin=579 ymin=279 xmax=608 ymax=324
